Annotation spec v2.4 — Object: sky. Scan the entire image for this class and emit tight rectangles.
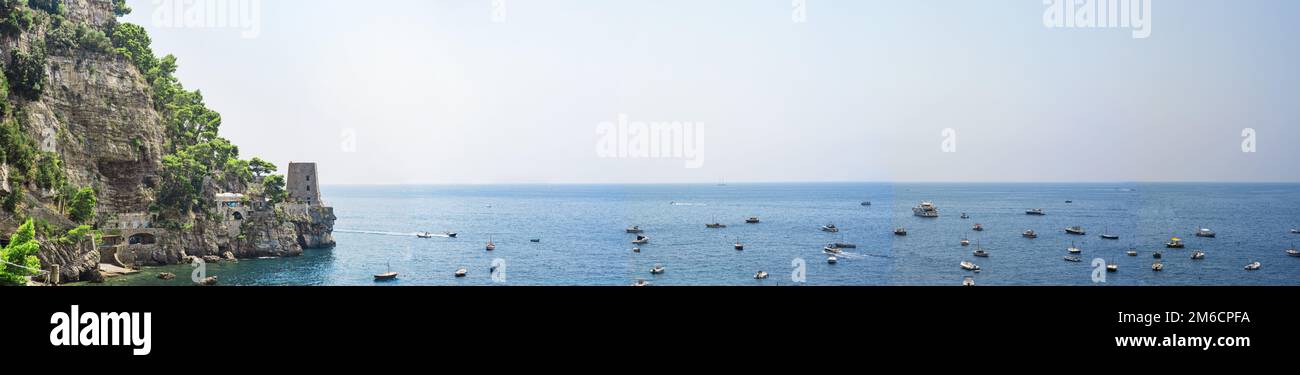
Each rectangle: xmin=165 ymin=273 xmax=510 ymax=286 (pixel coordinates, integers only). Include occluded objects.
xmin=123 ymin=0 xmax=1300 ymax=184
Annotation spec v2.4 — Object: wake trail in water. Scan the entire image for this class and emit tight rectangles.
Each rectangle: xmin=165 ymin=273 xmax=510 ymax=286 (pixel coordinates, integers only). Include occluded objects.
xmin=336 ymin=229 xmax=450 ymax=238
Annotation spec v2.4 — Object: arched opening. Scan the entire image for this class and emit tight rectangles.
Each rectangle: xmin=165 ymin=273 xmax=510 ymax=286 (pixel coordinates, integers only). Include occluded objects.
xmin=232 ymin=211 xmax=244 ymax=220
xmin=128 ymin=233 xmax=157 ymax=246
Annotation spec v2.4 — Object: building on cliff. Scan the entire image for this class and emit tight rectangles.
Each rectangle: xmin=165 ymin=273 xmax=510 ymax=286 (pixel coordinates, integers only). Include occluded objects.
xmin=287 ymin=162 xmax=322 ymax=206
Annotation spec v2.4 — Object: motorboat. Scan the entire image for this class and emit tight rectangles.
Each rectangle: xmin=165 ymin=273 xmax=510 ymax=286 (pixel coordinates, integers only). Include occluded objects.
xmin=1152 ymin=262 xmax=1164 ymax=272
xmin=626 ymin=226 xmax=644 ymax=234
xmin=1245 ymin=261 xmax=1261 ymax=271
xmin=1126 ymin=249 xmax=1138 ymax=257
xmin=633 ymin=235 xmax=650 ymax=245
xmin=823 ymin=247 xmax=843 ymax=255
xmin=1191 ymin=251 xmax=1206 ymax=260
xmin=632 ymin=279 xmax=650 ymax=287
xmin=446 ymin=232 xmax=458 ymax=238
xmin=1022 ymin=230 xmax=1038 ymax=239
xmin=861 ymin=201 xmax=872 ymax=206
xmin=1067 ymin=242 xmax=1082 ymax=254
xmin=1065 ymin=226 xmax=1086 ymax=235
xmin=960 ymin=213 xmax=970 ymax=219
xmin=960 ymin=261 xmax=980 ymax=271
xmin=706 ymin=222 xmax=727 ymax=229
xmin=830 ymin=242 xmax=858 ymax=249
xmin=913 ymin=201 xmax=940 ymax=218
xmin=960 ymin=238 xmax=971 ymax=246
xmin=632 ymin=247 xmax=641 ymax=253
xmin=1153 ymin=251 xmax=1162 ymax=259
xmin=963 ymin=276 xmax=976 ymax=286
xmin=894 ymin=228 xmax=908 ymax=236
xmin=972 ymin=223 xmax=984 ymax=232
xmin=1026 ymin=208 xmax=1046 ymax=216
xmin=827 ymin=256 xmax=838 ymax=264
xmin=754 ymin=271 xmax=769 ymax=280
xmin=1195 ymin=228 xmax=1216 ymax=238
xmin=530 ymin=238 xmax=541 ymax=243
xmin=1165 ymin=237 xmax=1185 ymax=249
xmin=454 ymin=268 xmax=468 ymax=278
xmin=1287 ymin=245 xmax=1299 ymax=257
xmin=746 ymin=217 xmax=761 ymax=224
xmin=1292 ymin=229 xmax=1300 ymax=234
xmin=734 ymin=241 xmax=745 ymax=251
xmin=1064 ymin=256 xmax=1083 ymax=262
xmin=1107 ymin=262 xmax=1119 ymax=272
xmin=650 ymin=265 xmax=666 ymax=274
xmin=416 ymin=232 xmax=435 ymax=239
xmin=820 ymin=224 xmax=840 ymax=233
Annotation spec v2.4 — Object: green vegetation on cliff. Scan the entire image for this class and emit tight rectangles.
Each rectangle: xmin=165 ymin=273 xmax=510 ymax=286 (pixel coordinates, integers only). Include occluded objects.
xmin=0 ymin=219 xmax=40 ymax=286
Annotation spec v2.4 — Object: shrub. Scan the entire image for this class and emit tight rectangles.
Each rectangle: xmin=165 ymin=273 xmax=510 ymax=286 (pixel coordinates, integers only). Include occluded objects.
xmin=68 ymin=187 xmax=95 ymax=223
xmin=6 ymin=44 xmax=48 ymax=100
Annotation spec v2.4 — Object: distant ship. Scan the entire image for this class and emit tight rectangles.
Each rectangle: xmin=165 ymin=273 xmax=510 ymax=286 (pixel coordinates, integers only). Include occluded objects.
xmin=1025 ymin=208 xmax=1046 ymax=216
xmin=912 ymin=201 xmax=940 ymax=218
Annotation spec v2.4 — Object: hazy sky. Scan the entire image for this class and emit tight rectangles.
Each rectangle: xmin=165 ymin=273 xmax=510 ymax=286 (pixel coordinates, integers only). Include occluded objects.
xmin=124 ymin=0 xmax=1300 ymax=184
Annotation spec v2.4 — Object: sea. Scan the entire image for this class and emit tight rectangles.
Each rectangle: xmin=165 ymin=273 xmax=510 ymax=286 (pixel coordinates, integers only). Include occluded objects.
xmin=95 ymin=183 xmax=1300 ymax=286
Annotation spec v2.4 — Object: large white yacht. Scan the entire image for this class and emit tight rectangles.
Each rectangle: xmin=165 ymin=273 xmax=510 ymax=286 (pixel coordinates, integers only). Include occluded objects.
xmin=912 ymin=201 xmax=940 ymax=218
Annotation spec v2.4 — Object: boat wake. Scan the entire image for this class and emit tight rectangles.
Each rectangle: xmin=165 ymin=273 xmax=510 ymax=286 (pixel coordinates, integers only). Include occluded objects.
xmin=670 ymin=202 xmax=707 ymax=206
xmin=335 ymin=229 xmax=450 ymax=238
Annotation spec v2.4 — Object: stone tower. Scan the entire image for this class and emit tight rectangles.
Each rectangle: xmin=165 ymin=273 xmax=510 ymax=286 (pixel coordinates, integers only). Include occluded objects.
xmin=287 ymin=162 xmax=321 ymax=206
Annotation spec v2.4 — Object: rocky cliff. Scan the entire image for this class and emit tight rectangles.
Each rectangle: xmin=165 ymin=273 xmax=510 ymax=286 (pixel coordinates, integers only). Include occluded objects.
xmin=0 ymin=0 xmax=334 ymax=283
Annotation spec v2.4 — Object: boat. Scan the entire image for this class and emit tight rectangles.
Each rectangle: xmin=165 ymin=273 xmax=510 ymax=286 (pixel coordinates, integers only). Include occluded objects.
xmin=894 ymin=228 xmax=908 ymax=236
xmin=829 ymin=242 xmax=858 ymax=249
xmin=1064 ymin=256 xmax=1082 ymax=262
xmin=632 ymin=279 xmax=650 ymax=287
xmin=960 ymin=213 xmax=970 ymax=219
xmin=1067 ymin=241 xmax=1082 ymax=254
xmin=454 ymin=268 xmax=468 ymax=278
xmin=1152 ymin=262 xmax=1164 ymax=272
xmin=746 ymin=217 xmax=761 ymax=224
xmin=626 ymin=226 xmax=644 ymax=234
xmin=1292 ymin=229 xmax=1300 ymax=234
xmin=734 ymin=241 xmax=744 ymax=251
xmin=822 ymin=247 xmax=843 ymax=255
xmin=960 ymin=238 xmax=970 ymax=246
xmin=1065 ymin=226 xmax=1086 ymax=235
xmin=912 ymin=201 xmax=940 ymax=218
xmin=1287 ymin=245 xmax=1299 ymax=257
xmin=1245 ymin=261 xmax=1261 ymax=271
xmin=1196 ymin=228 xmax=1216 ymax=238
xmin=416 ymin=232 xmax=435 ymax=239
xmin=1022 ymin=230 xmax=1038 ymax=239
xmin=632 ymin=247 xmax=641 ymax=253
xmin=1127 ymin=249 xmax=1138 ymax=256
xmin=820 ymin=224 xmax=840 ymax=233
xmin=973 ymin=249 xmax=990 ymax=258
xmin=1153 ymin=251 xmax=1162 ymax=259
xmin=861 ymin=201 xmax=872 ymax=206
xmin=706 ymin=222 xmax=727 ymax=229
xmin=754 ymin=271 xmax=769 ymax=280
xmin=1100 ymin=233 xmax=1120 ymax=240
xmin=960 ymin=261 xmax=980 ymax=271
xmin=446 ymin=232 xmax=458 ymax=238
xmin=972 ymin=223 xmax=984 ymax=232
xmin=1107 ymin=262 xmax=1119 ymax=272
xmin=486 ymin=237 xmax=496 ymax=251
xmin=1025 ymin=208 xmax=1046 ymax=216
xmin=650 ymin=265 xmax=666 ymax=274
xmin=632 ymin=235 xmax=650 ymax=245
xmin=373 ymin=262 xmax=398 ymax=281
xmin=962 ymin=276 xmax=975 ymax=286
xmin=827 ymin=256 xmax=838 ymax=264
xmin=1191 ymin=250 xmax=1205 ymax=260
xmin=530 ymin=238 xmax=541 ymax=243
xmin=1066 ymin=200 xmax=1074 ymax=204
xmin=1165 ymin=237 xmax=1185 ymax=249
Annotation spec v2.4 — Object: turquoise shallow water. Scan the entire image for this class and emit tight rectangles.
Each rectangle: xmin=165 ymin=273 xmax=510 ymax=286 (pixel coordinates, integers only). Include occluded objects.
xmin=98 ymin=183 xmax=1300 ymax=286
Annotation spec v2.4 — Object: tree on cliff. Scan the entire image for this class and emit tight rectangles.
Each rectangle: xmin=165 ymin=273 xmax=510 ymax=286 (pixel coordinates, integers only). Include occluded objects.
xmin=249 ymin=157 xmax=277 ymax=177
xmin=0 ymin=219 xmax=41 ymax=286
xmin=263 ymin=175 xmax=287 ymax=204
xmin=68 ymin=187 xmax=95 ymax=224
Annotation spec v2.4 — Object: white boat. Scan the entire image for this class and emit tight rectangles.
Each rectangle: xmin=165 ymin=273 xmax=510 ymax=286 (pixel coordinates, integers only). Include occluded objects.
xmin=962 ymin=276 xmax=975 ymax=286
xmin=912 ymin=201 xmax=940 ymax=218
xmin=960 ymin=213 xmax=970 ymax=219
xmin=1196 ymin=228 xmax=1216 ymax=238
xmin=454 ymin=268 xmax=468 ymax=278
xmin=1292 ymin=229 xmax=1300 ymax=234
xmin=416 ymin=232 xmax=435 ymax=239
xmin=1022 ymin=230 xmax=1037 ymax=239
xmin=625 ymin=226 xmax=644 ymax=234
xmin=632 ymin=279 xmax=650 ymax=287
xmin=973 ymin=249 xmax=989 ymax=258
xmin=1152 ymin=262 xmax=1164 ymax=272
xmin=1067 ymin=241 xmax=1082 ymax=254
xmin=820 ymin=224 xmax=840 ymax=233
xmin=972 ymin=223 xmax=984 ymax=232
xmin=1245 ymin=261 xmax=1261 ymax=271
xmin=754 ymin=271 xmax=769 ymax=279
xmin=632 ymin=235 xmax=650 ymax=245
xmin=1191 ymin=251 xmax=1205 ymax=260
xmin=746 ymin=217 xmax=761 ymax=224
xmin=650 ymin=265 xmax=666 ymax=274
xmin=960 ymin=238 xmax=971 ymax=246
xmin=960 ymin=261 xmax=980 ymax=271
xmin=373 ymin=262 xmax=398 ymax=281
xmin=827 ymin=256 xmax=838 ymax=264
xmin=1127 ymin=249 xmax=1138 ymax=257
xmin=1064 ymin=256 xmax=1082 ymax=262
xmin=1166 ymin=237 xmax=1185 ymax=249
xmin=1107 ymin=262 xmax=1118 ymax=272
xmin=734 ymin=241 xmax=744 ymax=251
xmin=1065 ymin=226 xmax=1086 ymax=235
xmin=1287 ymin=245 xmax=1299 ymax=257
xmin=894 ymin=228 xmax=908 ymax=236
xmin=1026 ymin=208 xmax=1046 ymax=216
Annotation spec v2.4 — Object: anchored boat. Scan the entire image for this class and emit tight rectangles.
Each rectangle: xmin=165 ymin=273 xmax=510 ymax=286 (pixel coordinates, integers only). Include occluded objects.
xmin=913 ymin=201 xmax=940 ymax=218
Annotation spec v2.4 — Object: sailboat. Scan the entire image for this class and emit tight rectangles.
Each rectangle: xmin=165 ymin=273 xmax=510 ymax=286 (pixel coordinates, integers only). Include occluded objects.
xmin=1286 ymin=244 xmax=1299 ymax=257
xmin=486 ymin=236 xmax=496 ymax=251
xmin=374 ymin=262 xmax=398 ymax=281
xmin=734 ymin=239 xmax=745 ymax=251
xmin=1067 ymin=241 xmax=1082 ymax=254
xmin=1099 ymin=228 xmax=1119 ymax=240
xmin=972 ymin=241 xmax=990 ymax=258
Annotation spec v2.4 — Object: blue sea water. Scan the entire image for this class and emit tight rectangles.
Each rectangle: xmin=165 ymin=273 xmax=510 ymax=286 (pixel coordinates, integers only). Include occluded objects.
xmin=100 ymin=183 xmax=1300 ymax=286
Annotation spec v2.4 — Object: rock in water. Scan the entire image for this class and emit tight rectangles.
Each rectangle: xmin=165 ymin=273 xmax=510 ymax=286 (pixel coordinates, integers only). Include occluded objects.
xmin=197 ymin=276 xmax=219 ymax=286
xmin=158 ymin=272 xmax=176 ymax=280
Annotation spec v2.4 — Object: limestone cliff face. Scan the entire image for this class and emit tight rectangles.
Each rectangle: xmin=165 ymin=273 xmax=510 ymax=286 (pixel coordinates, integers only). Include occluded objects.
xmin=2 ymin=1 xmax=335 ymax=279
